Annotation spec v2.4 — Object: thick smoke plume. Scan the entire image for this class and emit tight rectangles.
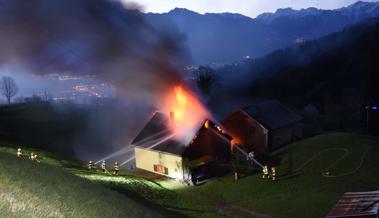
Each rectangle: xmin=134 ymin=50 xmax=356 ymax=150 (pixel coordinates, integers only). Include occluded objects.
xmin=0 ymin=0 xmax=188 ymax=103
xmin=0 ymin=0 xmax=192 ymax=160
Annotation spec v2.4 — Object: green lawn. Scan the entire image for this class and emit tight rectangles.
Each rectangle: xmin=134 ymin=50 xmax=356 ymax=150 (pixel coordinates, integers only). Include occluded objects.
xmin=155 ymin=132 xmax=379 ymax=218
xmin=70 ymin=132 xmax=379 ymax=218
xmin=0 ymin=150 xmax=172 ymax=218
xmin=1 ymin=132 xmax=378 ymax=218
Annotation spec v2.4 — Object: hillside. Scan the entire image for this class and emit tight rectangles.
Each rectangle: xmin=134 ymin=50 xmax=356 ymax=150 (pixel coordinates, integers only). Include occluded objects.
xmin=247 ymin=18 xmax=379 ymax=108
xmin=0 ymin=150 xmax=168 ymax=218
xmin=147 ymin=1 xmax=379 ymax=64
xmin=1 ymin=132 xmax=378 ymax=218
xmin=208 ymin=18 xmax=379 ymax=119
xmin=151 ymin=133 xmax=379 ymax=218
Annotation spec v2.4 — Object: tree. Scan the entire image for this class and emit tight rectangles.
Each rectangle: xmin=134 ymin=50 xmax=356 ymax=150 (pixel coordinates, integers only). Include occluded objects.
xmin=0 ymin=76 xmax=19 ymax=104
xmin=196 ymin=66 xmax=218 ymax=97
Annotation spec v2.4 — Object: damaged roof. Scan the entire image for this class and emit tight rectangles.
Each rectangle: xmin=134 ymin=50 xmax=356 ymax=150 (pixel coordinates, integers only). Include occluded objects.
xmin=132 ymin=112 xmax=232 ymax=156
xmin=241 ymin=100 xmax=303 ymax=130
xmin=326 ymin=191 xmax=379 ymax=218
xmin=132 ymin=112 xmax=188 ymax=155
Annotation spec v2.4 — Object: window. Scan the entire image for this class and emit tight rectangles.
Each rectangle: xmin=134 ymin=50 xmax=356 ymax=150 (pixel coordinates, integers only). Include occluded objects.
xmin=153 ymin=164 xmax=168 ymax=175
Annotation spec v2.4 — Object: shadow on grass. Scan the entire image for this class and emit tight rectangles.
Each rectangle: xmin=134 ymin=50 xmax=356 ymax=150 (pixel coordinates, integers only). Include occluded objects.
xmin=96 ymin=181 xmax=198 ymax=218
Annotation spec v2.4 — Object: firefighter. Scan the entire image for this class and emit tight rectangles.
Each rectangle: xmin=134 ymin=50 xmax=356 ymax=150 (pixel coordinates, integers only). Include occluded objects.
xmin=248 ymin=151 xmax=255 ymax=166
xmin=30 ymin=152 xmax=35 ymax=160
xmin=248 ymin=151 xmax=255 ymax=160
xmin=30 ymin=152 xmax=40 ymax=162
xmin=262 ymin=165 xmax=270 ymax=179
xmin=87 ymin=161 xmax=94 ymax=170
xmin=271 ymin=167 xmax=276 ymax=181
xmin=17 ymin=148 xmax=23 ymax=158
xmin=33 ymin=153 xmax=39 ymax=162
xmin=101 ymin=160 xmax=106 ymax=173
xmin=113 ymin=161 xmax=119 ymax=175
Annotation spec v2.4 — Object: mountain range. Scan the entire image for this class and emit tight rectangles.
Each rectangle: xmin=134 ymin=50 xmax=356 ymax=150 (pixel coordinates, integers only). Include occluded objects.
xmin=146 ymin=1 xmax=379 ymax=65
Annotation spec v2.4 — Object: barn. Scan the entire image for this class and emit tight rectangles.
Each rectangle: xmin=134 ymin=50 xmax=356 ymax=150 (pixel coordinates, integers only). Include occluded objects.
xmin=222 ymin=100 xmax=303 ymax=153
xmin=133 ymin=112 xmax=232 ymax=183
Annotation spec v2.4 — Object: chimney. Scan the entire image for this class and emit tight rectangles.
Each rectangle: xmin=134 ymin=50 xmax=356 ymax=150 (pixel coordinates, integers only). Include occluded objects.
xmin=170 ymin=111 xmax=175 ymax=127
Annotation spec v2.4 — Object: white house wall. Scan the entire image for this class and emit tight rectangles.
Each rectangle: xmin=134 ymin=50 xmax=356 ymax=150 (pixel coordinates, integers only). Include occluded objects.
xmin=134 ymin=147 xmax=184 ymax=180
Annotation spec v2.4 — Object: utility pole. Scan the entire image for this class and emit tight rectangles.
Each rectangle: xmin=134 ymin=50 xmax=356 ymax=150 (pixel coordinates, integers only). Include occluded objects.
xmin=366 ymin=101 xmax=370 ymax=134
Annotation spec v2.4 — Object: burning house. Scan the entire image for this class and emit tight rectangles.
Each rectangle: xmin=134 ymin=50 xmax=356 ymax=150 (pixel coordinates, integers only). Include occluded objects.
xmin=132 ymin=86 xmax=232 ymax=183
xmin=222 ymin=100 xmax=303 ymax=154
xmin=133 ymin=112 xmax=232 ymax=183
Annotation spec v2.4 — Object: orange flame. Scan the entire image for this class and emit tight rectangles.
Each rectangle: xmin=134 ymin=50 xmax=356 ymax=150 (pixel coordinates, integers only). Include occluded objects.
xmin=172 ymin=86 xmax=187 ymax=122
xmin=163 ymin=85 xmax=209 ymax=142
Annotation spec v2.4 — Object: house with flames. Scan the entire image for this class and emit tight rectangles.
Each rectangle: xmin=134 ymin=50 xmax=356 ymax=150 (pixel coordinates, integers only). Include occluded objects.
xmin=222 ymin=100 xmax=303 ymax=154
xmin=133 ymin=111 xmax=232 ymax=183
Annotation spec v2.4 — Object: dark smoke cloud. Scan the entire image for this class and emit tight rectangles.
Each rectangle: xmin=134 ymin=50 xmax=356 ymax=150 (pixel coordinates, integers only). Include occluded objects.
xmin=0 ymin=0 xmax=191 ymax=160
xmin=0 ymin=0 xmax=188 ymax=102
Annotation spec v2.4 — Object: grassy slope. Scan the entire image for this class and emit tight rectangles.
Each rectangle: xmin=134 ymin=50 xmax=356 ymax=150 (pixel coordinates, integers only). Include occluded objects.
xmin=0 ymin=150 xmax=167 ymax=218
xmin=152 ymin=133 xmax=379 ymax=218
xmin=1 ymin=133 xmax=378 ymax=218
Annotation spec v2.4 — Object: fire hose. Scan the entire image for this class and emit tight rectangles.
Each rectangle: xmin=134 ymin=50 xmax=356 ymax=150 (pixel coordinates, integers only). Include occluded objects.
xmin=233 ymin=144 xmax=264 ymax=169
xmin=98 ymin=166 xmax=113 ymax=176
xmin=104 ymin=169 xmax=112 ymax=176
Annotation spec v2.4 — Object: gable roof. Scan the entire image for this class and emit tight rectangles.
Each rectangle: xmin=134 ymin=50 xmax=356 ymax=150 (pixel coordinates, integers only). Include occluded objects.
xmin=132 ymin=112 xmax=187 ymax=155
xmin=132 ymin=112 xmax=232 ymax=156
xmin=303 ymin=104 xmax=321 ymax=116
xmin=241 ymin=100 xmax=303 ymax=130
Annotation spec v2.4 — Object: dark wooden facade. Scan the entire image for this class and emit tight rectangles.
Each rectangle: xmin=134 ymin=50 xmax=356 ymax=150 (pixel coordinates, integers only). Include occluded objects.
xmin=222 ymin=100 xmax=303 ymax=153
xmin=222 ymin=110 xmax=268 ymax=153
xmin=184 ymin=120 xmax=232 ymax=163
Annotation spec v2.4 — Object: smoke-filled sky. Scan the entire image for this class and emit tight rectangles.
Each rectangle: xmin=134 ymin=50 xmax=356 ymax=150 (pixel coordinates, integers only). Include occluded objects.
xmin=0 ymin=0 xmax=198 ymax=159
xmin=0 ymin=0 xmax=189 ymax=104
xmin=123 ymin=0 xmax=379 ymax=18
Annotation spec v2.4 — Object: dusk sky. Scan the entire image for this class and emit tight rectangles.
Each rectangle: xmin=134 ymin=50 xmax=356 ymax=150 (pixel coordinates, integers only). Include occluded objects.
xmin=122 ymin=0 xmax=379 ymax=18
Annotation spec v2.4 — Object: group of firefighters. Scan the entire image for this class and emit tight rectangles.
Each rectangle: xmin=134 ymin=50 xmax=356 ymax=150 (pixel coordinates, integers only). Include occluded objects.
xmin=18 ymin=146 xmax=275 ymax=180
xmin=262 ymin=166 xmax=276 ymax=181
xmin=16 ymin=148 xmax=40 ymax=162
xmin=87 ymin=160 xmax=119 ymax=175
xmin=248 ymin=151 xmax=277 ymax=181
xmin=17 ymin=147 xmax=120 ymax=175
xmin=16 ymin=146 xmax=275 ymax=180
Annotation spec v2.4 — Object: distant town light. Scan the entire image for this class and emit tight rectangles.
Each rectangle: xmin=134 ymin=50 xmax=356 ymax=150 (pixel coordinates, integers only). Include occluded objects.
xmin=365 ymin=105 xmax=378 ymax=110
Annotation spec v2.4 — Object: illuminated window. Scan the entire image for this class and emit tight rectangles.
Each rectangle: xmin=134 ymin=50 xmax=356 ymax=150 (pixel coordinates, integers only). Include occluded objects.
xmin=153 ymin=164 xmax=168 ymax=175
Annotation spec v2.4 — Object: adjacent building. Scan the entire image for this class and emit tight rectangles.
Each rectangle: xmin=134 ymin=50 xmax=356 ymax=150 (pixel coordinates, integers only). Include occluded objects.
xmin=222 ymin=100 xmax=303 ymax=153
